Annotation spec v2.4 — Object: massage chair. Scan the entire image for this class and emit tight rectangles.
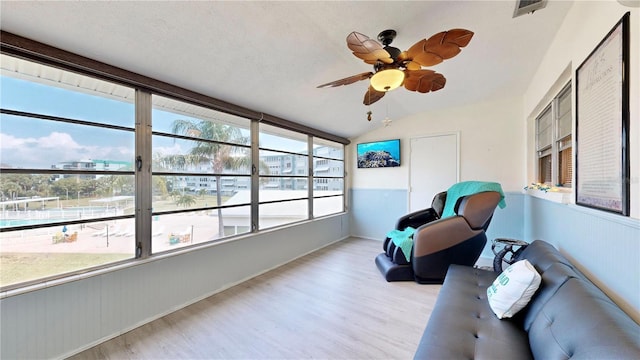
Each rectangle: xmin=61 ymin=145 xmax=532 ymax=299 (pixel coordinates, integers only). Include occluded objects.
xmin=375 ymin=190 xmax=502 ymax=284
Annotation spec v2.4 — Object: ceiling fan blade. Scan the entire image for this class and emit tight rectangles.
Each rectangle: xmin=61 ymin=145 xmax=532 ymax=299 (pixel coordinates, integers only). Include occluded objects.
xmin=352 ymin=49 xmax=394 ymax=62
xmin=405 ymin=28 xmax=474 ymax=67
xmin=405 ymin=61 xmax=422 ymax=71
xmin=317 ymin=72 xmax=373 ymax=88
xmin=363 ymin=86 xmax=385 ymax=105
xmin=347 ymin=32 xmax=394 ymax=64
xmin=424 ymin=28 xmax=474 ymax=59
xmin=406 ymin=42 xmax=443 ymax=67
xmin=403 ymin=70 xmax=446 ymax=93
xmin=440 ymin=28 xmax=474 ymax=48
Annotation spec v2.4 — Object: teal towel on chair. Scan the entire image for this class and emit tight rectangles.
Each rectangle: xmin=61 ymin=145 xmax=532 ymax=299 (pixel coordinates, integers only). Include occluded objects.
xmin=386 ymin=227 xmax=416 ymax=262
xmin=441 ymin=181 xmax=506 ymax=218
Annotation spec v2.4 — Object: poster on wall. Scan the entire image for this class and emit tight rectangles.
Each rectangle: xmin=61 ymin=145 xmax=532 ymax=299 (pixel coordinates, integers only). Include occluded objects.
xmin=575 ymin=12 xmax=630 ymax=216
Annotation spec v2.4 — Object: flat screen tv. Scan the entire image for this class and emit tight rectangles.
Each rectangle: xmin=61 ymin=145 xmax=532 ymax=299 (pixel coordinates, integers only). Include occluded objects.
xmin=357 ymin=139 xmax=401 ymax=168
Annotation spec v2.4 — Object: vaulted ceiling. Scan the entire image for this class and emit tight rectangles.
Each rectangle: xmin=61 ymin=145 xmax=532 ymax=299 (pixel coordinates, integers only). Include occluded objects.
xmin=0 ymin=1 xmax=574 ymax=139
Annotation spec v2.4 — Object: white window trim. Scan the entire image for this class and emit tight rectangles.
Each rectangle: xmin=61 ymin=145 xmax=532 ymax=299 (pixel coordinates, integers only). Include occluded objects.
xmin=526 ymin=66 xmax=573 ymax=204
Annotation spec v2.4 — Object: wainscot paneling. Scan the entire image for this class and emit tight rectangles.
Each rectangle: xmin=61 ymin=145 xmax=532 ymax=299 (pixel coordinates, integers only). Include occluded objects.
xmin=0 ymin=213 xmax=349 ymax=359
xmin=524 ymin=196 xmax=640 ymax=323
xmin=349 ymin=188 xmax=408 ymax=240
xmin=351 ymin=188 xmax=526 ymax=258
xmin=482 ymin=192 xmax=526 ymax=259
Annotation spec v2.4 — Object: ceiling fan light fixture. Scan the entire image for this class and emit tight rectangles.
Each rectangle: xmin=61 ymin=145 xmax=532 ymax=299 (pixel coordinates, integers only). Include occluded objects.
xmin=319 ymin=28 xmax=473 ymax=105
xmin=370 ymin=69 xmax=405 ymax=92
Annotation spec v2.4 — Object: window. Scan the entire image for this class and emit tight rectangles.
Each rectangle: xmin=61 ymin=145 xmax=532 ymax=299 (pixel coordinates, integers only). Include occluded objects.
xmin=258 ymin=124 xmax=309 ymax=229
xmin=0 ymin=41 xmax=347 ymax=291
xmin=535 ymin=83 xmax=572 ymax=187
xmin=151 ymin=95 xmax=252 ymax=250
xmin=0 ymin=54 xmax=136 ymax=288
xmin=313 ymin=138 xmax=344 ymax=217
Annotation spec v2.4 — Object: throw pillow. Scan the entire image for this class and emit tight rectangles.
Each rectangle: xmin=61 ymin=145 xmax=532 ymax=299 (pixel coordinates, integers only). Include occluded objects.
xmin=487 ymin=259 xmax=541 ymax=319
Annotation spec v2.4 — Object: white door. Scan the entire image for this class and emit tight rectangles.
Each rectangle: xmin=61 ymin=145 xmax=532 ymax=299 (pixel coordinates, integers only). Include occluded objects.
xmin=409 ymin=133 xmax=459 ymax=212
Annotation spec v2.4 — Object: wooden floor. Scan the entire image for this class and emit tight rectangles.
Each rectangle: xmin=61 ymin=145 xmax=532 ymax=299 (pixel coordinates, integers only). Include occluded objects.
xmin=69 ymin=237 xmax=441 ymax=359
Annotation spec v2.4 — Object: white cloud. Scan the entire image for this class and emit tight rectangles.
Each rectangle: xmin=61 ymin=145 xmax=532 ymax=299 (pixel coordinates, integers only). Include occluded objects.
xmin=153 ymin=142 xmax=184 ymax=156
xmin=38 ymin=132 xmax=81 ymax=149
xmin=0 ymin=131 xmax=134 ymax=168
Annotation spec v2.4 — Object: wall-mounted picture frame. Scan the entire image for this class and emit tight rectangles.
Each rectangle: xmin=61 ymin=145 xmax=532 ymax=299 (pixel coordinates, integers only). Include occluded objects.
xmin=357 ymin=139 xmax=401 ymax=168
xmin=575 ymin=12 xmax=630 ymax=216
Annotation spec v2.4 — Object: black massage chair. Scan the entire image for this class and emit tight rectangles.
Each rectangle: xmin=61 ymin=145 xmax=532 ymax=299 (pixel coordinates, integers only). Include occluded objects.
xmin=375 ymin=190 xmax=502 ymax=284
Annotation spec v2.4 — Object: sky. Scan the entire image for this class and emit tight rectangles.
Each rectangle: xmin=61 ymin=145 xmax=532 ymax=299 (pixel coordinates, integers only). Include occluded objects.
xmin=0 ymin=76 xmax=236 ymax=169
xmin=1 ymin=76 xmax=136 ymax=168
xmin=0 ymin=73 xmax=339 ymax=170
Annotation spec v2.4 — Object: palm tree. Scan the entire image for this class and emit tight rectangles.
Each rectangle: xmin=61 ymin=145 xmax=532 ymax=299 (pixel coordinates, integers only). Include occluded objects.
xmin=152 ymin=152 xmax=189 ymax=200
xmin=153 ymin=175 xmax=169 ymax=200
xmin=171 ymin=119 xmax=249 ymax=236
xmin=155 ymin=153 xmax=188 ymax=172
xmin=175 ymin=194 xmax=197 ymax=208
xmin=169 ymin=190 xmax=181 ymax=202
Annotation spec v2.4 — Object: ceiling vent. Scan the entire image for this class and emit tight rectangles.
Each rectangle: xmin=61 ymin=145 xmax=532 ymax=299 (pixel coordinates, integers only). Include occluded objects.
xmin=513 ymin=0 xmax=547 ymax=18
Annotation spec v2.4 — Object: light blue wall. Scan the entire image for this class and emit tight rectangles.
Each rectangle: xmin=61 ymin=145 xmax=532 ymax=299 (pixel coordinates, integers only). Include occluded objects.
xmin=350 ymin=189 xmax=408 ymax=240
xmin=483 ymin=192 xmax=525 ymax=258
xmin=350 ymin=188 xmax=525 ymax=255
xmin=0 ymin=214 xmax=350 ymax=359
xmin=524 ymin=196 xmax=640 ymax=321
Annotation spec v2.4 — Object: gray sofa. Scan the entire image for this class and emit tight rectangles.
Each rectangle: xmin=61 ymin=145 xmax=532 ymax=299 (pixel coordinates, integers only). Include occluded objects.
xmin=414 ymin=240 xmax=640 ymax=359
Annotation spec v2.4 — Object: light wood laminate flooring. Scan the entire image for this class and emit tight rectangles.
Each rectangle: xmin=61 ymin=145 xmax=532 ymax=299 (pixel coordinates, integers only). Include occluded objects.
xmin=69 ymin=237 xmax=441 ymax=359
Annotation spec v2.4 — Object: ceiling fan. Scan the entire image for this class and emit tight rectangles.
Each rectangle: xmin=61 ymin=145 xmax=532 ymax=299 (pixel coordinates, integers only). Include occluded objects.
xmin=317 ymin=28 xmax=474 ymax=106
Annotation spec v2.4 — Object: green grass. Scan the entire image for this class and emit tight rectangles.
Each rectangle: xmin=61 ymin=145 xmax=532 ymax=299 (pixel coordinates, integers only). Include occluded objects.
xmin=0 ymin=253 xmax=131 ymax=287
xmin=1 ymin=195 xmax=233 ymax=288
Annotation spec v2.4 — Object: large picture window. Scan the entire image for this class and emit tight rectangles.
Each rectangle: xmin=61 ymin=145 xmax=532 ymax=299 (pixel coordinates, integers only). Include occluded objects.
xmin=0 ymin=47 xmax=347 ymax=290
xmin=313 ymin=137 xmax=344 ymax=217
xmin=258 ymin=124 xmax=310 ymax=229
xmin=151 ymin=95 xmax=252 ymax=250
xmin=0 ymin=54 xmax=136 ymax=288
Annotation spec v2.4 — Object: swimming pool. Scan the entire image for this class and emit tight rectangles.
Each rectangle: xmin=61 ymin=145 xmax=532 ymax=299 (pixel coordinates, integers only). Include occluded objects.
xmin=1 ymin=206 xmax=119 ymax=228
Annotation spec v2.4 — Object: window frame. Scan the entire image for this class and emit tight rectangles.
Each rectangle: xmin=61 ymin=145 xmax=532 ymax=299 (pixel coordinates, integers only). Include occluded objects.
xmin=0 ymin=32 xmax=349 ymax=292
xmin=535 ymin=82 xmax=572 ymax=187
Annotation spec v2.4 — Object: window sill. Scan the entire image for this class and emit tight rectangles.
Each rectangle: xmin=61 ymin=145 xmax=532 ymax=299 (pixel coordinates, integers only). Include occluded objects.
xmin=523 ymin=188 xmax=572 ymax=204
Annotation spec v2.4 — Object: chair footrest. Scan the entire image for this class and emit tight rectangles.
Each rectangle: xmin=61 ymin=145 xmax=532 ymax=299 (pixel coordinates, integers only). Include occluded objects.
xmin=375 ymin=253 xmax=414 ymax=282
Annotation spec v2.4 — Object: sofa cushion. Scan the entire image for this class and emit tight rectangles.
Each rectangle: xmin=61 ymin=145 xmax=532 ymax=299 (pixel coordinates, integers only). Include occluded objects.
xmin=528 ymin=277 xmax=640 ymax=359
xmin=487 ymin=260 xmax=541 ymax=319
xmin=520 ymin=262 xmax=575 ymax=331
xmin=516 ymin=240 xmax=576 ymax=274
xmin=414 ymin=265 xmax=533 ymax=359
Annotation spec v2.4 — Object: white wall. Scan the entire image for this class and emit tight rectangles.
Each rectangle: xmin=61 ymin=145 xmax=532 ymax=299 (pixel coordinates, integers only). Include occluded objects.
xmin=524 ymin=1 xmax=640 ymax=219
xmin=350 ymin=95 xmax=526 ymax=192
xmin=0 ymin=214 xmax=350 ymax=359
xmin=349 ymin=95 xmax=527 ymax=241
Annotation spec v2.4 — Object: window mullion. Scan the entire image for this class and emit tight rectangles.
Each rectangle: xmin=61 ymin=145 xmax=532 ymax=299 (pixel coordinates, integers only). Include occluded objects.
xmin=551 ymin=97 xmax=559 ymax=186
xmin=135 ymin=90 xmax=153 ymax=258
xmin=308 ymin=136 xmax=314 ymax=220
xmin=251 ymin=119 xmax=260 ymax=232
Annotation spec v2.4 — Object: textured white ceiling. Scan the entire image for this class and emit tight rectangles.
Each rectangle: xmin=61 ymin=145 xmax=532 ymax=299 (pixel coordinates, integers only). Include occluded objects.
xmin=0 ymin=1 xmax=573 ymax=140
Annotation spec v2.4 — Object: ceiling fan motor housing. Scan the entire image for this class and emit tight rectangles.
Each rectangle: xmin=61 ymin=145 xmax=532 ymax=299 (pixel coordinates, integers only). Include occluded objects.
xmin=377 ymin=29 xmax=397 ymax=45
xmin=384 ymin=46 xmax=402 ymax=62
